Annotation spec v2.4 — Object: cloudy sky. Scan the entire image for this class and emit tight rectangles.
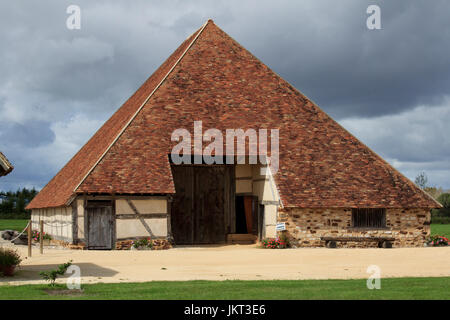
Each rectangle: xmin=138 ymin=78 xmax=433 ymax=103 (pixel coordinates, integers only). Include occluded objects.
xmin=0 ymin=0 xmax=449 ymax=191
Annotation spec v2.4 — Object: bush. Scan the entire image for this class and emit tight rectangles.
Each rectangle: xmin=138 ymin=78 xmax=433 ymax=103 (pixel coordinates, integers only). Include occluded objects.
xmin=39 ymin=260 xmax=72 ymax=287
xmin=0 ymin=247 xmax=22 ymax=267
xmin=132 ymin=237 xmax=153 ymax=250
xmin=0 ymin=213 xmax=30 ymax=219
xmin=437 ymin=193 xmax=450 ymax=208
xmin=431 ymin=216 xmax=450 ymax=224
xmin=432 ymin=193 xmax=450 ymax=219
xmin=261 ymin=236 xmax=289 ymax=249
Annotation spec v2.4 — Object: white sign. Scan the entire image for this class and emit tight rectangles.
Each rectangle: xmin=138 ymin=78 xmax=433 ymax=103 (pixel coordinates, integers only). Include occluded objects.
xmin=276 ymin=223 xmax=286 ymax=231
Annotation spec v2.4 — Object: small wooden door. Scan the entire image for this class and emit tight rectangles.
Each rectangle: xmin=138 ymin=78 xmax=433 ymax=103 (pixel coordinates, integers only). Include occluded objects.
xmin=86 ymin=201 xmax=114 ymax=250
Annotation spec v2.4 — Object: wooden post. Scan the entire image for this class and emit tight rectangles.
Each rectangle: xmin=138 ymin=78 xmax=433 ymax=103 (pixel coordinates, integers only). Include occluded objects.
xmin=40 ymin=220 xmax=44 ymax=254
xmin=27 ymin=220 xmax=32 ymax=257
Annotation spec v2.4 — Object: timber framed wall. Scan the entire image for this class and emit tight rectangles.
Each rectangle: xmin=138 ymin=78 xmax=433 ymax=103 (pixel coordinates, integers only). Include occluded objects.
xmin=115 ymin=197 xmax=168 ymax=240
xmin=73 ymin=195 xmax=169 ymax=247
xmin=31 ymin=207 xmax=73 ymax=242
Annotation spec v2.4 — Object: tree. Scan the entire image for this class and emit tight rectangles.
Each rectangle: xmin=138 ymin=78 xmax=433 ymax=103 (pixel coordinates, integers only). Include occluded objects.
xmin=432 ymin=193 xmax=450 ymax=219
xmin=437 ymin=193 xmax=450 ymax=209
xmin=424 ymin=186 xmax=443 ymax=200
xmin=0 ymin=187 xmax=38 ymax=218
xmin=414 ymin=172 xmax=428 ymax=189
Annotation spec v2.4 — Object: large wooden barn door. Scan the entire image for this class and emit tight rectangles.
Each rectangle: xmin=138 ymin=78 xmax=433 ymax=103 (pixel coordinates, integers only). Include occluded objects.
xmin=86 ymin=201 xmax=114 ymax=250
xmin=194 ymin=166 xmax=226 ymax=244
xmin=171 ymin=165 xmax=233 ymax=244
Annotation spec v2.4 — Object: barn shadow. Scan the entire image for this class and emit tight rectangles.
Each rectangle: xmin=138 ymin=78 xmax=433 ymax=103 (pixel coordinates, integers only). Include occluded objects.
xmin=0 ymin=263 xmax=118 ymax=284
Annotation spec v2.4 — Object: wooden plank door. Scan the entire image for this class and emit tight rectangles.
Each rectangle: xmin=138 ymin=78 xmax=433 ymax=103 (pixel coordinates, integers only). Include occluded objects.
xmin=171 ymin=166 xmax=194 ymax=244
xmin=171 ymin=165 xmax=233 ymax=244
xmin=87 ymin=204 xmax=113 ymax=249
xmin=194 ymin=166 xmax=226 ymax=244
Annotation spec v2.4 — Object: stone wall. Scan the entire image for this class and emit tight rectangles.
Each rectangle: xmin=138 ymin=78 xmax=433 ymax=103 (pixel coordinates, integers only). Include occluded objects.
xmin=278 ymin=208 xmax=430 ymax=248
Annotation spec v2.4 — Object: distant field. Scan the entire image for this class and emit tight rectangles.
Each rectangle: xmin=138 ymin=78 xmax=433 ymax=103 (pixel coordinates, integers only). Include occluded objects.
xmin=0 ymin=219 xmax=28 ymax=232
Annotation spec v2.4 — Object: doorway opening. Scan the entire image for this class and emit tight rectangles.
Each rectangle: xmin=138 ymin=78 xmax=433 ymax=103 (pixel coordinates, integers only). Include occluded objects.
xmin=235 ymin=196 xmax=247 ymax=233
xmin=228 ymin=195 xmax=259 ymax=244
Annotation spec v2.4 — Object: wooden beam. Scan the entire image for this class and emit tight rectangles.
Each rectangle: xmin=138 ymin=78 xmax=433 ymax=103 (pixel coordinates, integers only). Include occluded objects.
xmin=167 ymin=195 xmax=173 ymax=242
xmin=84 ymin=195 xmax=169 ymax=201
xmin=125 ymin=199 xmax=156 ymax=238
xmin=27 ymin=221 xmax=32 ymax=257
xmin=39 ymin=220 xmax=44 ymax=254
xmin=116 ymin=213 xmax=168 ymax=219
xmin=71 ymin=201 xmax=78 ymax=244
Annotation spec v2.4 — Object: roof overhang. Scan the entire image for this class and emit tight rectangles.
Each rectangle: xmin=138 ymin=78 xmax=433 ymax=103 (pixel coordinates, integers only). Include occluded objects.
xmin=0 ymin=152 xmax=13 ymax=177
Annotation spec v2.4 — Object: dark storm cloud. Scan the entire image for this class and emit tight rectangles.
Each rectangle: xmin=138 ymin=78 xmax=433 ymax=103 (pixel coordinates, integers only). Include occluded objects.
xmin=221 ymin=0 xmax=450 ymax=119
xmin=0 ymin=0 xmax=449 ymax=190
xmin=0 ymin=120 xmax=55 ymax=147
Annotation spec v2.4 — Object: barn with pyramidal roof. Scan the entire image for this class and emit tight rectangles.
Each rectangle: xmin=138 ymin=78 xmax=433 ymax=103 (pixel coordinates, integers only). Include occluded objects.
xmin=27 ymin=20 xmax=440 ymax=249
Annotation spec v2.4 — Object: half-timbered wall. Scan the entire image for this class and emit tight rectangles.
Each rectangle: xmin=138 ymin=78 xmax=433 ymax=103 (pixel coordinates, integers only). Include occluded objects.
xmin=115 ymin=198 xmax=168 ymax=240
xmin=31 ymin=207 xmax=73 ymax=242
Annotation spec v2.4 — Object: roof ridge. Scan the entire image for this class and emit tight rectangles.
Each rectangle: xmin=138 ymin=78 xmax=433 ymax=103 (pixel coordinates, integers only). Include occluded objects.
xmin=71 ymin=20 xmax=211 ymax=199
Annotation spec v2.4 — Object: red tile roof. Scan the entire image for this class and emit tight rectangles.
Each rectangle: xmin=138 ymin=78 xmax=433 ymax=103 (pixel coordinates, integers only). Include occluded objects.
xmin=27 ymin=20 xmax=440 ymax=209
xmin=0 ymin=151 xmax=13 ymax=177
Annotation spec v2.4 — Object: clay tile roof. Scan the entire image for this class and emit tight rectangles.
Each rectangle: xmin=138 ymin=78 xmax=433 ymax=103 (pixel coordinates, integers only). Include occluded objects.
xmin=0 ymin=151 xmax=13 ymax=177
xmin=27 ymin=20 xmax=441 ymax=210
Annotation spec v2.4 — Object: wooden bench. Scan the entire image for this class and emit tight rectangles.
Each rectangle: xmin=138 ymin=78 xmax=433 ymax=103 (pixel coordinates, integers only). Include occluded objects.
xmin=320 ymin=236 xmax=395 ymax=248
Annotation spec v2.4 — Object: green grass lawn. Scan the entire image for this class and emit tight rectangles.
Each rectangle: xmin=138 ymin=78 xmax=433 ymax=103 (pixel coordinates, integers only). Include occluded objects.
xmin=0 ymin=219 xmax=28 ymax=232
xmin=431 ymin=224 xmax=450 ymax=238
xmin=0 ymin=277 xmax=449 ymax=300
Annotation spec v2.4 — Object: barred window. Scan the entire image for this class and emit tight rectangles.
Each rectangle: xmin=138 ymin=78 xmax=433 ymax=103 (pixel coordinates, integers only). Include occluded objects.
xmin=351 ymin=208 xmax=386 ymax=228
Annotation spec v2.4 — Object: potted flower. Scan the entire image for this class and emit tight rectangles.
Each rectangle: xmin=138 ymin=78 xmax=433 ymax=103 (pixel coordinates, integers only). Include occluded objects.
xmin=0 ymin=247 xmax=22 ymax=276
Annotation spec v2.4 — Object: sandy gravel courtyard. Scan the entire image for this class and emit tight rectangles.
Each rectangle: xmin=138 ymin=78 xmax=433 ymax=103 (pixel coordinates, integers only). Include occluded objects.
xmin=1 ymin=244 xmax=450 ymax=286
